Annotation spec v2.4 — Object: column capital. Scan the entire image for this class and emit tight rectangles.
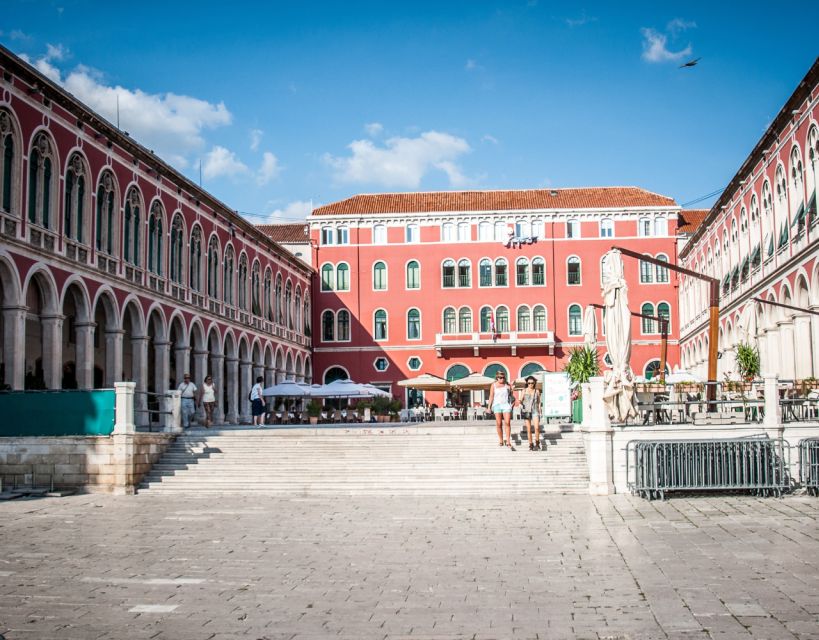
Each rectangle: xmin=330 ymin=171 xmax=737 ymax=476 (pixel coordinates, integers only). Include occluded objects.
xmin=130 ymin=335 xmax=151 ymax=344
xmin=193 ymin=349 xmax=210 ymax=357
xmin=2 ymin=304 xmax=28 ymax=314
xmin=226 ymin=356 xmax=239 ymax=364
xmin=239 ymin=359 xmax=252 ymax=367
xmin=210 ymin=353 xmax=225 ymax=361
xmin=74 ymin=321 xmax=97 ymax=330
xmin=105 ymin=329 xmax=126 ymax=337
xmin=39 ymin=313 xmax=66 ymax=323
xmin=153 ymin=340 xmax=172 ymax=347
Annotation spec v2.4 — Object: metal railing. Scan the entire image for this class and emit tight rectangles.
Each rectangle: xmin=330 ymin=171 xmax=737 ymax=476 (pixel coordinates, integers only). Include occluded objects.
xmin=799 ymin=438 xmax=819 ymax=496
xmin=134 ymin=390 xmax=173 ymax=431
xmin=626 ymin=437 xmax=791 ymax=500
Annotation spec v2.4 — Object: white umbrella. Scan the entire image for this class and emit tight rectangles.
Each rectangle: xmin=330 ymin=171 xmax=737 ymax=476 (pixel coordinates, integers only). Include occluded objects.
xmin=665 ymin=370 xmax=702 ymax=384
xmin=361 ymin=383 xmax=391 ymax=398
xmin=261 ymin=380 xmax=312 ymax=397
xmin=738 ymin=303 xmax=758 ymax=345
xmin=601 ymin=249 xmax=638 ymax=422
xmin=583 ymin=306 xmax=598 ymax=349
xmin=450 ymin=372 xmax=495 ymax=390
xmin=397 ymin=373 xmax=451 ymax=391
xmin=316 ymin=379 xmax=373 ymax=398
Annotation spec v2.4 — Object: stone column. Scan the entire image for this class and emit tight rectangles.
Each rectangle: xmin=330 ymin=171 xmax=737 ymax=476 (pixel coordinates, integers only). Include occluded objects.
xmin=192 ymin=349 xmax=209 ymax=422
xmin=763 ymin=375 xmax=782 ymax=436
xmin=777 ymin=320 xmax=796 ymax=380
xmin=154 ymin=340 xmax=171 ymax=395
xmin=239 ymin=359 xmax=252 ymax=423
xmin=811 ymin=306 xmax=819 ymax=378
xmin=174 ymin=344 xmax=191 ymax=389
xmin=40 ymin=313 xmax=64 ymax=390
xmin=584 ymin=376 xmax=614 ymax=495
xmin=226 ymin=356 xmax=239 ymax=424
xmin=210 ymin=353 xmax=225 ymax=424
xmin=265 ymin=365 xmax=275 ymax=388
xmin=104 ymin=329 xmax=124 ymax=387
xmin=793 ymin=315 xmax=813 ymax=380
xmin=131 ymin=335 xmax=149 ymax=423
xmin=2 ymin=305 xmax=26 ymax=390
xmin=73 ymin=322 xmax=96 ymax=389
xmin=756 ymin=332 xmax=768 ymax=379
xmin=763 ymin=327 xmax=780 ymax=378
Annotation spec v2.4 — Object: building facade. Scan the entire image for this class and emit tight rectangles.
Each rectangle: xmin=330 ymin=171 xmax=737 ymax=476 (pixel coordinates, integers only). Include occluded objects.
xmin=308 ymin=189 xmax=681 ymax=406
xmin=0 ymin=46 xmax=312 ymax=423
xmin=679 ymin=58 xmax=819 ymax=381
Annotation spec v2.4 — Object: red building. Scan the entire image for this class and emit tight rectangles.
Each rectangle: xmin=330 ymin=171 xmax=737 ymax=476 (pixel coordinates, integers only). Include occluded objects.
xmin=308 ymin=189 xmax=681 ymax=406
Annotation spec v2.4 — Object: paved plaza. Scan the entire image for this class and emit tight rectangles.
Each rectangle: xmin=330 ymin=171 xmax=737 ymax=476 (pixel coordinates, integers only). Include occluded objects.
xmin=1 ymin=493 xmax=819 ymax=639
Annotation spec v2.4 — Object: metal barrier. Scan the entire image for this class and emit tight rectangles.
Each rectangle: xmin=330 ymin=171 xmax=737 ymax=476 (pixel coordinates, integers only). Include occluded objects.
xmin=799 ymin=438 xmax=819 ymax=496
xmin=626 ymin=437 xmax=791 ymax=500
xmin=134 ymin=390 xmax=173 ymax=431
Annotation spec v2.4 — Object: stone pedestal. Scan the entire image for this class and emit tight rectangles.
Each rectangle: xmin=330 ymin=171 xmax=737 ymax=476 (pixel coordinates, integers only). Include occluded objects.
xmin=163 ymin=389 xmax=182 ymax=433
xmin=584 ymin=376 xmax=614 ymax=495
xmin=763 ymin=375 xmax=782 ymax=437
xmin=811 ymin=307 xmax=819 ymax=378
xmin=778 ymin=321 xmax=796 ymax=380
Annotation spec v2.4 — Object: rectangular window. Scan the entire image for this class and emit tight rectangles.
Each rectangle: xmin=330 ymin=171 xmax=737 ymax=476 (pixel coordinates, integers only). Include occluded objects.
xmin=336 ymin=227 xmax=349 ymax=244
xmin=406 ymin=225 xmax=419 ymax=243
xmin=566 ymin=220 xmax=580 ymax=238
xmin=457 ymin=223 xmax=470 ymax=242
xmin=444 ymin=313 xmax=456 ymax=334
xmin=532 ymin=261 xmax=544 ymax=286
xmin=442 ymin=224 xmax=455 ymax=242
xmin=569 ymin=314 xmax=582 ymax=335
xmin=321 ymin=228 xmax=334 ymax=245
xmin=479 ymin=262 xmax=492 ymax=287
xmin=516 ymin=264 xmax=529 ymax=286
xmin=478 ymin=222 xmax=492 ymax=241
xmin=640 ymin=261 xmax=653 ymax=284
xmin=495 ymin=263 xmax=507 ymax=286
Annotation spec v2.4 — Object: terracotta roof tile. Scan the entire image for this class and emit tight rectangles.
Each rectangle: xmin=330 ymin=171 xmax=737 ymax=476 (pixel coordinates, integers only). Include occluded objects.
xmin=256 ymin=223 xmax=310 ymax=243
xmin=311 ymin=187 xmax=677 ymax=216
xmin=677 ymin=209 xmax=709 ymax=234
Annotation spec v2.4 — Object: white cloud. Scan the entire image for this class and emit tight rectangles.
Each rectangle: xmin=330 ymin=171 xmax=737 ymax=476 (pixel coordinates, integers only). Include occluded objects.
xmin=22 ymin=46 xmax=232 ymax=169
xmin=249 ymin=128 xmax=263 ymax=151
xmin=202 ymin=146 xmax=248 ymax=180
xmin=465 ymin=58 xmax=482 ymax=71
xmin=324 ymin=130 xmax=471 ymax=189
xmin=481 ymin=134 xmax=499 ymax=145
xmin=565 ymin=12 xmax=597 ymax=27
xmin=256 ymin=151 xmax=280 ymax=185
xmin=667 ymin=18 xmax=696 ymax=37
xmin=364 ymin=122 xmax=383 ymax=137
xmin=266 ymin=200 xmax=313 ymax=223
xmin=9 ymin=30 xmax=32 ymax=42
xmin=640 ymin=27 xmax=692 ymax=63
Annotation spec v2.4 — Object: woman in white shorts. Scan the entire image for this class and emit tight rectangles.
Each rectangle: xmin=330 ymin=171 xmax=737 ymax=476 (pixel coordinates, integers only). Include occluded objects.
xmin=487 ymin=372 xmax=515 ymax=450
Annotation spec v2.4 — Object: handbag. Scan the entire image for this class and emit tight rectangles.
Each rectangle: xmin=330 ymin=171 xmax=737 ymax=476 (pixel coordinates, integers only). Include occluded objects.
xmin=521 ymin=411 xmax=532 ymax=420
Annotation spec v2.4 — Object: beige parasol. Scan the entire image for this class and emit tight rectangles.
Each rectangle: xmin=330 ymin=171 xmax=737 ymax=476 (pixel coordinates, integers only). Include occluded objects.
xmin=397 ymin=373 xmax=451 ymax=391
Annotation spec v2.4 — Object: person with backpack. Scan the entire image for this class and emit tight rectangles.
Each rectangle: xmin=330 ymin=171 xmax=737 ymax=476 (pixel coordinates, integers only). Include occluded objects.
xmin=250 ymin=376 xmax=265 ymax=426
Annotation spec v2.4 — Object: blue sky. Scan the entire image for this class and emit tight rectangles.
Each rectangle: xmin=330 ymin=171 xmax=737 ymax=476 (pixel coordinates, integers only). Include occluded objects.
xmin=3 ymin=1 xmax=818 ymax=223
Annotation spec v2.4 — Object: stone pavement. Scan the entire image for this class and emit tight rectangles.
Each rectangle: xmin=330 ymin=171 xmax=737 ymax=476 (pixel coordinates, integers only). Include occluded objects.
xmin=1 ymin=493 xmax=818 ymax=639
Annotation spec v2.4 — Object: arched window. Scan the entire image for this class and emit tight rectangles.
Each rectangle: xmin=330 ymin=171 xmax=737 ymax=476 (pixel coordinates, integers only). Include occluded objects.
xmin=294 ymin=287 xmax=302 ymax=331
xmin=762 ymin=180 xmax=773 ymax=256
xmin=446 ymin=364 xmax=470 ymax=382
xmin=457 ymin=259 xmax=471 ymax=287
xmin=264 ymin=271 xmax=273 ymax=321
xmin=442 ymin=222 xmax=455 ymax=242
xmin=337 ymin=309 xmax=350 ymax=341
xmin=494 ymin=258 xmax=508 ymax=286
xmin=479 ymin=258 xmax=492 ymax=287
xmin=478 ymin=221 xmax=492 ymax=241
xmin=807 ymin=126 xmax=818 ymax=227
xmin=63 ymin=154 xmax=87 ymax=243
xmin=207 ymin=236 xmax=219 ymax=298
xmin=480 ymin=306 xmax=492 ymax=332
xmin=0 ymin=110 xmax=18 ymax=215
xmin=516 ymin=257 xmax=529 ymax=286
xmin=442 ymin=259 xmax=456 ymax=288
xmin=496 ymin=306 xmax=509 ymax=332
xmin=374 ymin=309 xmax=388 ymax=340
xmin=373 ymin=261 xmax=387 ymax=290
xmin=494 ymin=220 xmax=507 ymax=241
xmin=566 ymin=219 xmax=580 ymax=239
xmin=443 ymin=307 xmax=456 ymax=334
xmin=321 ymin=264 xmax=334 ymax=291
xmin=521 ymin=362 xmax=544 ymax=378
xmin=515 ymin=219 xmax=531 ymax=237
xmin=638 ymin=217 xmax=651 ymax=236
xmin=484 ymin=363 xmax=508 ymax=380
xmin=533 ymin=305 xmax=547 ymax=331
xmin=223 ymin=246 xmax=235 ymax=305
xmin=641 ymin=302 xmax=656 ymax=334
xmin=251 ymin=262 xmax=261 ymax=316
xmin=373 ymin=224 xmax=387 ymax=244
xmin=458 ymin=307 xmax=472 ymax=333
xmin=600 ymin=254 xmax=611 ymax=286
xmin=568 ymin=304 xmax=582 ymax=335
xmin=654 ymin=216 xmax=668 ymax=236
xmin=28 ymin=132 xmax=54 ymax=229
xmin=567 ymin=257 xmax=581 ymax=285
xmin=644 ymin=359 xmax=669 ymax=380
xmin=657 ymin=302 xmax=671 ymax=332
xmin=740 ymin=207 xmax=748 ymax=234
xmin=336 ymin=263 xmax=350 ymax=291
xmin=324 ymin=366 xmax=348 ymax=384
xmin=285 ymin=281 xmax=293 ymax=329
xmin=303 ymin=299 xmax=310 ymax=335
xmin=169 ymin=215 xmax=184 ymax=284
xmin=95 ymin=172 xmax=117 ymax=255
xmin=457 ymin=222 xmax=470 ymax=241
xmin=406 ymin=223 xmax=419 ymax=243
xmin=517 ymin=305 xmax=531 ymax=331
xmin=123 ymin=188 xmax=141 ymax=266
xmin=322 ymin=310 xmax=335 ymax=341
xmin=600 ymin=218 xmax=614 ymax=238
xmin=275 ymin=274 xmax=283 ymax=323
xmin=639 ymin=259 xmax=653 ymax=283
xmin=147 ymin=201 xmax=164 ymax=276
xmin=406 ymin=260 xmax=420 ymax=289
xmin=532 ymin=257 xmax=545 ymax=285
xmin=189 ymin=226 xmax=202 ymax=291
xmin=407 ymin=308 xmax=421 ymax=339
xmin=655 ymin=254 xmax=669 ymax=283
xmin=237 ymin=255 xmax=248 ymax=310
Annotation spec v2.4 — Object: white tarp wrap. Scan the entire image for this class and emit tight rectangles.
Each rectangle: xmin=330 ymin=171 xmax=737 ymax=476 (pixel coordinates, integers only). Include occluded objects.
xmin=601 ymin=250 xmax=638 ymax=422
xmin=583 ymin=306 xmax=598 ymax=349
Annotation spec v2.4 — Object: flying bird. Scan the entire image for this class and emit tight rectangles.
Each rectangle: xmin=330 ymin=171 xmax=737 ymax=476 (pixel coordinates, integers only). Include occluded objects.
xmin=679 ymin=57 xmax=701 ymax=69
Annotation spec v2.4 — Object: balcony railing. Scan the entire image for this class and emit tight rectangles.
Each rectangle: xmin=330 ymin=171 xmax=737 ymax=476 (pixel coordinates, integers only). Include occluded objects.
xmin=434 ymin=330 xmax=555 ymax=356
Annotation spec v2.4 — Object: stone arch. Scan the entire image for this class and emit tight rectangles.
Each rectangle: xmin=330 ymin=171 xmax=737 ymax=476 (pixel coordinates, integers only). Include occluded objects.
xmin=120 ymin=296 xmax=145 ymax=392
xmin=274 ymin=347 xmax=284 ymax=384
xmin=0 ymin=252 xmax=22 ymax=388
xmin=168 ymin=311 xmax=188 ymax=388
xmin=60 ymin=276 xmax=92 ymax=389
xmin=0 ymin=107 xmax=24 ymax=219
xmin=295 ymin=353 xmax=304 ymax=383
xmin=22 ymin=266 xmax=60 ymax=389
xmin=285 ymin=351 xmax=294 ymax=381
xmin=263 ymin=343 xmax=275 ymax=388
xmin=304 ymin=355 xmax=312 ymax=384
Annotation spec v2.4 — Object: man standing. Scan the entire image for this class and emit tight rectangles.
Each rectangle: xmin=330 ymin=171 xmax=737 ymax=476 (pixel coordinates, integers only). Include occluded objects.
xmin=178 ymin=373 xmax=198 ymax=429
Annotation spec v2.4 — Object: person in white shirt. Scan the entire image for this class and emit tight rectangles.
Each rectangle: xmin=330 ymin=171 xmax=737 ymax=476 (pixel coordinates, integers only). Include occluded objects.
xmin=198 ymin=375 xmax=217 ymax=428
xmin=177 ymin=374 xmax=198 ymax=429
xmin=250 ymin=376 xmax=265 ymax=426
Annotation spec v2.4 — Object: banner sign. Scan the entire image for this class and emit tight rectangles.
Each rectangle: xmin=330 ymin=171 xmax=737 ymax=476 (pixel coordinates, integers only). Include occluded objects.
xmin=541 ymin=372 xmax=572 ymax=418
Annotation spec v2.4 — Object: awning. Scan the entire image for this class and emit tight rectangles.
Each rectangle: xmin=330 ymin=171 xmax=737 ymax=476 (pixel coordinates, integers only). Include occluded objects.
xmin=722 ymin=273 xmax=731 ymax=290
xmin=791 ymin=202 xmax=806 ymax=227
xmin=750 ymin=244 xmax=761 ymax=265
xmin=730 ymin=267 xmax=739 ymax=285
xmin=767 ymin=234 xmax=774 ymax=257
xmin=807 ymin=192 xmax=817 ymax=224
xmin=778 ymin=223 xmax=789 ymax=249
xmin=740 ymin=256 xmax=750 ymax=274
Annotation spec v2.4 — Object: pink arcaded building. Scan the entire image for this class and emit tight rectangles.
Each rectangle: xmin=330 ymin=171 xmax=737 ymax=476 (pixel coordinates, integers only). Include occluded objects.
xmin=308 ymin=189 xmax=682 ymax=406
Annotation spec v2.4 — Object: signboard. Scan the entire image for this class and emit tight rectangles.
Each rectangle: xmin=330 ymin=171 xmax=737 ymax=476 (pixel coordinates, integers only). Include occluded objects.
xmin=541 ymin=372 xmax=571 ymax=418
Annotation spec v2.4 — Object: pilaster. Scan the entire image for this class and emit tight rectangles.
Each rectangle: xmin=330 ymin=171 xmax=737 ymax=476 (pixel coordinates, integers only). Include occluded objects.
xmin=2 ymin=305 xmax=27 ymax=389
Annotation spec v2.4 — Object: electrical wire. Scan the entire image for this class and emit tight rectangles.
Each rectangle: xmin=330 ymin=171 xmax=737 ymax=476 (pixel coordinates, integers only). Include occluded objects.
xmin=680 ymin=187 xmax=725 ymax=208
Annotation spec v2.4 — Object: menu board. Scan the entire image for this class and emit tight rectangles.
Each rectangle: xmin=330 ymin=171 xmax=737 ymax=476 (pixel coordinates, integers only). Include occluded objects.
xmin=541 ymin=372 xmax=572 ymax=418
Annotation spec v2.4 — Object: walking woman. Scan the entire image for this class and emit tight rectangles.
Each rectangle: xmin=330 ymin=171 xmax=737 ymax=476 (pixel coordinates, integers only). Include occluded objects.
xmin=199 ymin=375 xmax=217 ymax=428
xmin=519 ymin=375 xmax=541 ymax=450
xmin=487 ymin=371 xmax=515 ymax=450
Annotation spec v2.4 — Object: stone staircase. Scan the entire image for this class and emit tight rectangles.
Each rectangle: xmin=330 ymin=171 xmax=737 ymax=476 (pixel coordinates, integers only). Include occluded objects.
xmin=138 ymin=424 xmax=590 ymax=496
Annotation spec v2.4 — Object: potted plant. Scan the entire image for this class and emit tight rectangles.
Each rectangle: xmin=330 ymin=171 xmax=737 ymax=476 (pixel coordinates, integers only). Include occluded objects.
xmin=389 ymin=398 xmax=402 ymax=422
xmin=735 ymin=342 xmax=760 ymax=383
xmin=800 ymin=376 xmax=819 ymax=395
xmin=371 ymin=396 xmax=391 ymax=422
xmin=306 ymin=399 xmax=322 ymax=425
xmin=564 ymin=346 xmax=601 ymax=422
